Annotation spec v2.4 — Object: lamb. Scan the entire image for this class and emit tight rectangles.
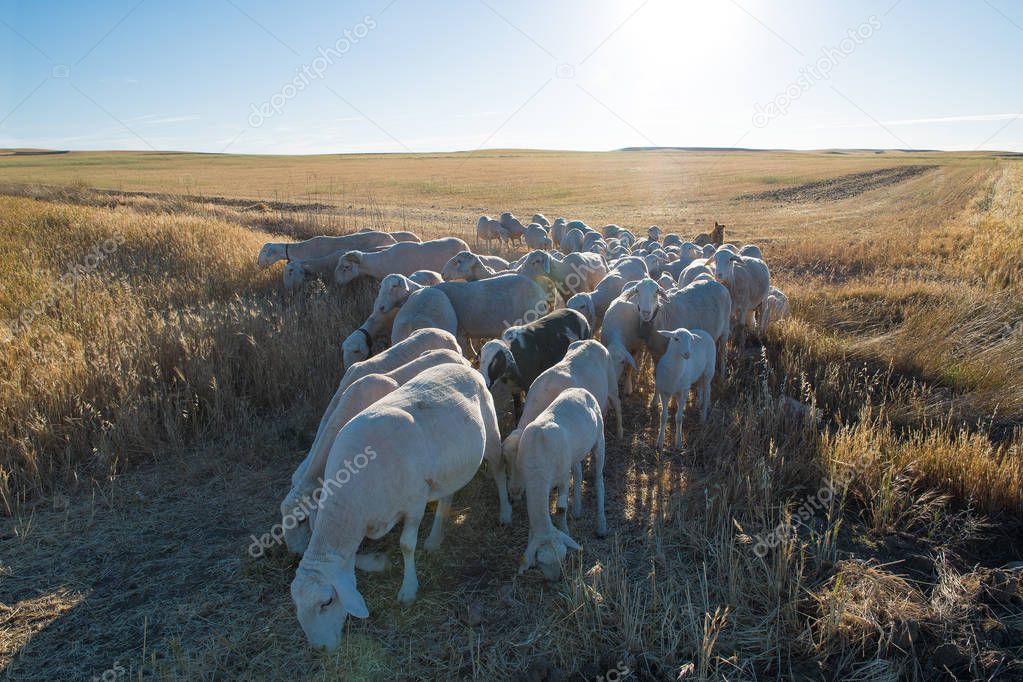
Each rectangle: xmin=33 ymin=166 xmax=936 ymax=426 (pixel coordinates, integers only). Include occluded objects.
xmin=436 ymin=274 xmax=552 ymax=342
xmin=712 ymin=250 xmax=771 ymax=345
xmin=624 ymin=277 xmax=731 ymax=375
xmin=335 ymin=237 xmax=468 ymax=286
xmin=758 ymin=286 xmax=790 ymax=333
xmin=739 ymin=244 xmax=763 ymax=260
xmin=524 ymin=223 xmax=553 ymax=250
xmin=478 ymin=308 xmax=591 ymax=417
xmin=282 ymin=348 xmax=471 ymax=554
xmin=508 ymin=388 xmax=607 ymax=580
xmin=500 ymin=212 xmax=527 ymax=243
xmin=258 ymin=231 xmax=396 ymax=268
xmin=653 ymin=327 xmax=716 ymax=449
xmin=502 ymin=340 xmax=623 ymax=464
xmin=560 ymin=227 xmax=585 ymax=254
xmin=599 ymin=297 xmax=643 ymax=396
xmin=476 ymin=216 xmax=509 ymax=251
xmin=532 ymin=213 xmax=551 ymax=228
xmin=291 ymin=365 xmax=505 ymax=651
xmin=390 ymin=231 xmax=421 ymax=243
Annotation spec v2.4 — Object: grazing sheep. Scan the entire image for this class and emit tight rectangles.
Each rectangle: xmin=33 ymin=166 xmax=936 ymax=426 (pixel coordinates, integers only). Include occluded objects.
xmin=258 ymin=231 xmax=396 ymax=269
xmin=599 ymin=297 xmax=643 ymax=396
xmin=390 ymin=231 xmax=421 ymax=243
xmin=624 ymin=277 xmax=731 ymax=375
xmin=548 ymin=251 xmax=608 ymax=297
xmin=509 ymin=388 xmax=606 ymax=579
xmin=550 ymin=218 xmax=569 ymax=248
xmin=502 ymin=340 xmax=622 ymax=466
xmin=532 ymin=213 xmax=551 ymax=228
xmin=739 ymin=243 xmax=763 ymax=260
xmin=392 ymin=287 xmax=459 ymax=344
xmin=712 ymin=251 xmax=771 ymax=344
xmin=524 ymin=222 xmax=554 ymax=250
xmin=654 ymin=327 xmax=716 ymax=449
xmin=560 ymin=227 xmax=585 ymax=254
xmin=436 ymin=274 xmax=552 ymax=342
xmin=442 ymin=250 xmax=504 ymax=281
xmin=758 ymin=286 xmax=790 ymax=333
xmin=342 ymin=307 xmax=397 ymax=369
xmin=476 ymin=215 xmax=509 ymax=250
xmin=407 ymin=269 xmax=443 ymax=286
xmin=282 ymin=348 xmax=471 ymax=554
xmin=500 ymin=212 xmax=527 ymax=244
xmin=335 ymin=238 xmax=468 ymax=286
xmin=291 ymin=365 xmax=505 ymax=651
xmin=478 ymin=308 xmax=591 ymax=417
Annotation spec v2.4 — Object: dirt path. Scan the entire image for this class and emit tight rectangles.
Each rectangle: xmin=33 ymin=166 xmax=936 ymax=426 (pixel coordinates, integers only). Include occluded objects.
xmin=738 ymin=164 xmax=937 ymax=203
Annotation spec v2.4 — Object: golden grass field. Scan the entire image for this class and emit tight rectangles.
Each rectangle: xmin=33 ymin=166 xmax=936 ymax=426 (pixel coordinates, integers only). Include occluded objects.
xmin=0 ymin=149 xmax=1021 ymax=680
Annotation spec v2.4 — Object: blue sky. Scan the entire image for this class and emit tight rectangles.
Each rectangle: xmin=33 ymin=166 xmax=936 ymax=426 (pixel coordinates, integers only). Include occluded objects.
xmin=2 ymin=0 xmax=1022 ymax=153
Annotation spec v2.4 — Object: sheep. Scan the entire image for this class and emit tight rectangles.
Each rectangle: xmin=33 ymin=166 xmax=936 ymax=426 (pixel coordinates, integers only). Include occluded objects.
xmin=502 ymin=340 xmax=622 ymax=465
xmin=500 ymin=212 xmax=527 ymax=244
xmin=758 ymin=286 xmax=790 ymax=333
xmin=476 ymin=215 xmax=509 ymax=250
xmin=701 ymin=244 xmax=716 ymax=258
xmin=712 ymin=250 xmax=771 ymax=345
xmin=291 ymin=365 xmax=505 ymax=651
xmin=717 ymin=243 xmax=739 ymax=254
xmin=647 ymin=225 xmax=662 ymax=242
xmin=654 ymin=327 xmax=716 ymax=450
xmin=509 ymin=388 xmax=606 ymax=579
xmin=550 ymin=218 xmax=569 ymax=248
xmin=678 ymin=261 xmax=713 ymax=287
xmin=662 ymin=234 xmax=682 ymax=248
xmin=601 ymin=224 xmax=622 ymax=239
xmin=480 ymin=254 xmax=510 ymax=270
xmin=566 ymin=219 xmax=591 ymax=233
xmin=693 ymin=221 xmax=725 ymax=247
xmin=282 ymin=248 xmax=392 ymax=292
xmin=678 ymin=242 xmax=703 ymax=260
xmin=340 ymin=270 xmax=449 ymax=368
xmin=547 ymin=251 xmax=608 ymax=297
xmin=436 ymin=274 xmax=552 ymax=342
xmin=581 ymin=231 xmax=604 ymax=252
xmin=624 ymin=277 xmax=731 ymax=375
xmin=618 ymin=229 xmax=636 ymax=248
xmin=390 ymin=231 xmax=421 ymax=243
xmin=392 ymin=287 xmax=459 ymax=344
xmin=524 ymin=222 xmax=554 ymax=250
xmin=478 ymin=308 xmax=591 ymax=417
xmin=442 ymin=250 xmax=503 ymax=281
xmin=599 ymin=297 xmax=643 ymax=396
xmin=532 ymin=213 xmax=551 ymax=228
xmin=560 ymin=227 xmax=585 ymax=254
xmin=564 ymin=260 xmax=646 ymax=329
xmin=335 ymin=238 xmax=468 ymax=286
xmin=282 ymin=348 xmax=471 ymax=554
xmin=258 ymin=231 xmax=396 ymax=268
xmin=739 ymin=243 xmax=763 ymax=260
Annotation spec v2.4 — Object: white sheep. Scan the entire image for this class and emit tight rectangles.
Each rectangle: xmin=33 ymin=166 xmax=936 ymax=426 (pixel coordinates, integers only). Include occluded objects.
xmin=407 ymin=269 xmax=443 ymax=286
xmin=282 ymin=348 xmax=471 ymax=554
xmin=739 ymin=243 xmax=763 ymax=260
xmin=532 ymin=213 xmax=551 ymax=228
xmin=564 ymin=263 xmax=645 ymax=330
xmin=547 ymin=251 xmax=608 ymax=297
xmin=654 ymin=327 xmax=716 ymax=450
xmin=550 ymin=218 xmax=568 ymax=249
xmin=560 ymin=227 xmax=585 ymax=254
xmin=435 ymin=274 xmax=552 ymax=343
xmin=341 ymin=307 xmax=397 ymax=369
xmin=476 ymin=215 xmax=509 ymax=250
xmin=508 ymin=388 xmax=606 ymax=580
xmin=500 ymin=212 xmax=527 ymax=244
xmin=712 ymin=250 xmax=771 ymax=344
xmin=335 ymin=238 xmax=468 ymax=286
xmin=758 ymin=286 xmax=790 ymax=333
xmin=390 ymin=231 xmax=421 ymax=243
xmin=392 ymin=287 xmax=459 ymax=344
xmin=291 ymin=364 xmax=503 ymax=651
xmin=524 ymin=223 xmax=554 ymax=250
xmin=441 ymin=250 xmax=506 ymax=281
xmin=657 ymin=272 xmax=676 ymax=290
xmin=599 ymin=297 xmax=643 ymax=396
xmin=258 ymin=231 xmax=396 ymax=269
xmin=678 ymin=261 xmax=712 ymax=287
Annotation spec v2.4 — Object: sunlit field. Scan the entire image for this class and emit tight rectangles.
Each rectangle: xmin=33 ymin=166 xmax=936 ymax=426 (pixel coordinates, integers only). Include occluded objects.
xmin=1 ymin=149 xmax=1021 ymax=680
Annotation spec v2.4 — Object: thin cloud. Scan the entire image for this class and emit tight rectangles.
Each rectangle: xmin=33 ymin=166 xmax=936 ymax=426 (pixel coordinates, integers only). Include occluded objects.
xmin=825 ymin=113 xmax=1023 ymax=129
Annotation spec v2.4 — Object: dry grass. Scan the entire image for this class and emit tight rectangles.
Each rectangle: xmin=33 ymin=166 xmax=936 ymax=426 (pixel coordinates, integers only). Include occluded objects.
xmin=1 ymin=150 xmax=1021 ymax=680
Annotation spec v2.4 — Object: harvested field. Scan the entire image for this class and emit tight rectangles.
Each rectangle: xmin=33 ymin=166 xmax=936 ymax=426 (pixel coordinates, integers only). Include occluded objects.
xmin=738 ymin=164 xmax=938 ymax=203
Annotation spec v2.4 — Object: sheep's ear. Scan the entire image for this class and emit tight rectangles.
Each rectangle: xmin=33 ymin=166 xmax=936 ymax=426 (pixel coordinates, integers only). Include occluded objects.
xmin=329 ymin=569 xmax=369 ymax=619
xmin=621 ymin=283 xmax=637 ymax=299
xmin=555 ymin=529 xmax=582 ymax=551
xmin=624 ymin=350 xmax=638 ymax=370
xmin=657 ymin=330 xmax=673 ymax=339
xmin=542 ymin=254 xmax=550 ymax=274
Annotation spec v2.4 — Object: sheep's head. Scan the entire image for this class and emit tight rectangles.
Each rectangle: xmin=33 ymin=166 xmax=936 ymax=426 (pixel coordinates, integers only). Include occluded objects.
xmin=476 ymin=215 xmax=491 ymax=229
xmin=375 ymin=274 xmax=413 ymax=313
xmin=292 ymin=556 xmax=368 ymax=651
xmin=702 ymin=244 xmax=715 ymax=258
xmin=342 ymin=328 xmax=372 ymax=369
xmin=565 ymin=293 xmax=595 ymax=328
xmin=647 ymin=225 xmax=661 ymax=241
xmin=520 ymin=529 xmax=582 ymax=580
xmin=518 ymin=250 xmax=551 ymax=279
xmin=608 ymin=342 xmax=638 ymax=382
xmin=713 ymin=250 xmax=742 ymax=284
xmin=659 ymin=327 xmax=696 ymax=360
xmin=441 ymin=251 xmax=475 ymax=281
xmin=283 ymin=261 xmax=312 ymax=291
xmin=479 ymin=339 xmax=515 ymax=390
xmin=334 ymin=252 xmax=363 ymax=285
xmin=679 ymin=242 xmax=702 ymax=260
xmin=257 ymin=242 xmax=282 ymax=268
xmin=623 ymin=277 xmax=668 ymax=323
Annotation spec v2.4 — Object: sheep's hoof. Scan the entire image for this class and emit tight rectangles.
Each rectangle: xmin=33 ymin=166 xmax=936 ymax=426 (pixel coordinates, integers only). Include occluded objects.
xmin=499 ymin=510 xmax=512 ymax=525
xmin=423 ymin=537 xmax=442 ymax=553
xmin=396 ymin=584 xmax=419 ymax=604
xmin=595 ymin=525 xmax=608 ymax=539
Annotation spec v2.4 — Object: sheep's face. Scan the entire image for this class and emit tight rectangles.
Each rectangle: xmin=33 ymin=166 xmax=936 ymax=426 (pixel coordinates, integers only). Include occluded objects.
xmin=376 ymin=275 xmax=410 ymax=313
xmin=565 ymin=294 xmax=594 ymax=327
xmin=519 ymin=251 xmax=550 ymax=278
xmin=292 ymin=560 xmax=367 ymax=651
xmin=342 ymin=331 xmax=371 ymax=370
xmin=647 ymin=225 xmax=661 ymax=241
xmin=282 ymin=262 xmax=306 ymax=291
xmin=257 ymin=243 xmax=280 ymax=268
xmin=713 ymin=251 xmax=740 ymax=284
xmin=479 ymin=340 xmax=514 ymax=390
xmin=659 ymin=328 xmax=695 ymax=359
xmin=334 ymin=254 xmax=362 ymax=285
xmin=629 ymin=278 xmax=666 ymax=323
xmin=441 ymin=251 xmax=473 ymax=281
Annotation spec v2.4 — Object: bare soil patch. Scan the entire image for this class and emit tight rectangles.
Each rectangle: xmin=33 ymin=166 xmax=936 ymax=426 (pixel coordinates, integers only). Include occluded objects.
xmin=738 ymin=164 xmax=938 ymax=203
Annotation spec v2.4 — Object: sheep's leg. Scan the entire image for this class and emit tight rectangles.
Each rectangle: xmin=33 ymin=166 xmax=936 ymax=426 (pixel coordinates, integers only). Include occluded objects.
xmin=593 ymin=434 xmax=608 ymax=537
xmin=610 ymin=391 xmax=624 ymax=439
xmin=397 ymin=509 xmax=424 ymax=604
xmin=699 ymin=374 xmax=711 ymax=423
xmin=656 ymin=392 xmax=670 ymax=450
xmin=494 ymin=462 xmax=513 ymax=524
xmin=355 ymin=552 xmax=388 ymax=572
xmin=674 ymin=388 xmax=687 ymax=449
xmin=423 ymin=495 xmax=452 ymax=552
xmin=571 ymin=461 xmax=583 ymax=519
xmin=623 ymin=364 xmax=633 ymax=397
xmin=555 ymin=480 xmax=570 ymax=534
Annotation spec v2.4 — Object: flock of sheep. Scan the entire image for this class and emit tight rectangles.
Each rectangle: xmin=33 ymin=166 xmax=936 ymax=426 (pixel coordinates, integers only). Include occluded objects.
xmin=256 ymin=212 xmax=790 ymax=651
